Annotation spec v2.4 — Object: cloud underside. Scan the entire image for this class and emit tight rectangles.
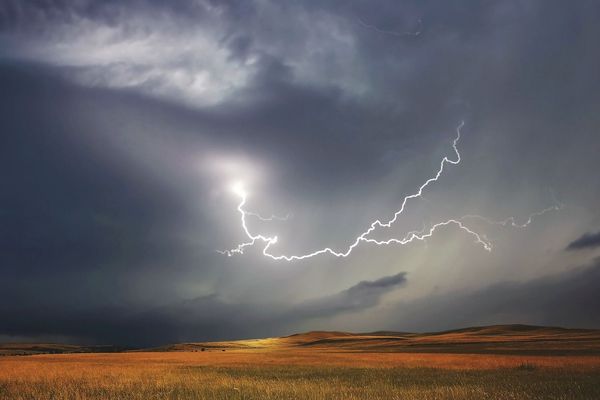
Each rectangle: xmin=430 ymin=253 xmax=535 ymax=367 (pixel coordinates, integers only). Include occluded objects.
xmin=292 ymin=272 xmax=407 ymax=319
xmin=0 ymin=271 xmax=407 ymax=346
xmin=566 ymin=231 xmax=600 ymax=251
xmin=3 ymin=262 xmax=600 ymax=346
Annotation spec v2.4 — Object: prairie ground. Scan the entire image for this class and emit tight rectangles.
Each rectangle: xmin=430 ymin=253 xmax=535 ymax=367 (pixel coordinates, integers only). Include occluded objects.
xmin=1 ymin=350 xmax=600 ymax=399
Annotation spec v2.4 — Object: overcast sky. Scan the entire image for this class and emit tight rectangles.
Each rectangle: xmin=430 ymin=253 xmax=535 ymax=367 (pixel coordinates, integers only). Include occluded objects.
xmin=1 ymin=0 xmax=600 ymax=346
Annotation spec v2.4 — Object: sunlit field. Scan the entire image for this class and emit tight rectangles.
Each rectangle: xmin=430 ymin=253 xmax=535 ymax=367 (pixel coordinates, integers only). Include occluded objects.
xmin=2 ymin=350 xmax=600 ymax=399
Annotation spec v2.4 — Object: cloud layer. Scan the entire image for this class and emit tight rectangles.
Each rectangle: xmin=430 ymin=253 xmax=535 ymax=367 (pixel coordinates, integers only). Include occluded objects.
xmin=1 ymin=0 xmax=600 ymax=345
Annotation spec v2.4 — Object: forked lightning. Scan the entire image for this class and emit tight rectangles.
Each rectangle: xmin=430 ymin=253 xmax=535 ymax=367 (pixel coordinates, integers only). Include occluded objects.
xmin=219 ymin=122 xmax=560 ymax=261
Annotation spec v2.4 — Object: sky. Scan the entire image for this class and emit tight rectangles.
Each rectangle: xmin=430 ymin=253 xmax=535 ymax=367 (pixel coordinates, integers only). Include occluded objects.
xmin=1 ymin=0 xmax=600 ymax=347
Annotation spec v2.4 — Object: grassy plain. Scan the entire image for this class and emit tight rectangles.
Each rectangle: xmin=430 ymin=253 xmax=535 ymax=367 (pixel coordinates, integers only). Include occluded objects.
xmin=2 ymin=325 xmax=600 ymax=399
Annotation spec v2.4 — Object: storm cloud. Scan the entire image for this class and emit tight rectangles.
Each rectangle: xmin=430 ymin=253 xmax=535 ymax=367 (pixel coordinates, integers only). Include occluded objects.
xmin=566 ymin=231 xmax=600 ymax=251
xmin=1 ymin=0 xmax=600 ymax=345
xmin=0 ymin=272 xmax=407 ymax=346
xmin=291 ymin=272 xmax=407 ymax=319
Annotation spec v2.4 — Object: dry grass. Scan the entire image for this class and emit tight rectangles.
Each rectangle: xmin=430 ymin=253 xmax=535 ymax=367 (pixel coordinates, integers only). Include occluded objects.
xmin=1 ymin=350 xmax=600 ymax=399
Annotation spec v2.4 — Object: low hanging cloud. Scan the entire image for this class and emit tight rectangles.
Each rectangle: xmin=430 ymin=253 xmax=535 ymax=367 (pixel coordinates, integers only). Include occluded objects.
xmin=0 ymin=272 xmax=407 ymax=346
xmin=292 ymin=272 xmax=407 ymax=319
xmin=566 ymin=231 xmax=600 ymax=251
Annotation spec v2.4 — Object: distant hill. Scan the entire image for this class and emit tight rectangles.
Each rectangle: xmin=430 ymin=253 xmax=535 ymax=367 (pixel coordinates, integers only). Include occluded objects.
xmin=155 ymin=325 xmax=600 ymax=355
xmin=0 ymin=343 xmax=124 ymax=356
xmin=3 ymin=325 xmax=600 ymax=356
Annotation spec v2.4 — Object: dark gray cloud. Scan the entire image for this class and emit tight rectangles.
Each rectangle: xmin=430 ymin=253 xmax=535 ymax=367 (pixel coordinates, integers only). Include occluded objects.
xmin=5 ymin=259 xmax=600 ymax=346
xmin=292 ymin=272 xmax=407 ymax=319
xmin=566 ymin=231 xmax=600 ymax=251
xmin=1 ymin=0 xmax=600 ymax=345
xmin=0 ymin=272 xmax=406 ymax=346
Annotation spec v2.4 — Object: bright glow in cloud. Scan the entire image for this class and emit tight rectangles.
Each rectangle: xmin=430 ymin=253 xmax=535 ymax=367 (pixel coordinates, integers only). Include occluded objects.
xmin=230 ymin=181 xmax=247 ymax=198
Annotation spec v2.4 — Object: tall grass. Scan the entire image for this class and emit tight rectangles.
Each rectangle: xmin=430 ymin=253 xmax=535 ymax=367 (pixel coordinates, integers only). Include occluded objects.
xmin=1 ymin=351 xmax=599 ymax=399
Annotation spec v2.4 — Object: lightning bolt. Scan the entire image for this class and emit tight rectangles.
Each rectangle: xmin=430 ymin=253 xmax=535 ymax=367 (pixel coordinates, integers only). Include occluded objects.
xmin=219 ymin=121 xmax=505 ymax=261
xmin=461 ymin=201 xmax=564 ymax=229
xmin=245 ymin=211 xmax=291 ymax=222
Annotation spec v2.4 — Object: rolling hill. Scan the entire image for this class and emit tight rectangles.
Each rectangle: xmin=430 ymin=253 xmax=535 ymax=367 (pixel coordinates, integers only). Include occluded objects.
xmin=3 ymin=325 xmax=600 ymax=356
xmin=153 ymin=324 xmax=600 ymax=355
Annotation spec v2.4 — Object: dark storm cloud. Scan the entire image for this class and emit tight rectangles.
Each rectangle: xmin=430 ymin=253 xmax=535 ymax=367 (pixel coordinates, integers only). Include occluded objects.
xmin=4 ymin=260 xmax=600 ymax=346
xmin=0 ymin=294 xmax=275 ymax=347
xmin=0 ymin=64 xmax=209 ymax=309
xmin=566 ymin=231 xmax=600 ymax=251
xmin=0 ymin=272 xmax=407 ymax=346
xmin=1 ymin=0 xmax=600 ymax=345
xmin=291 ymin=272 xmax=407 ymax=319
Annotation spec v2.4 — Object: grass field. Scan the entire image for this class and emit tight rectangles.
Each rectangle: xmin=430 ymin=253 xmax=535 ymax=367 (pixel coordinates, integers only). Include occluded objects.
xmin=2 ymin=325 xmax=600 ymax=399
xmin=2 ymin=350 xmax=600 ymax=399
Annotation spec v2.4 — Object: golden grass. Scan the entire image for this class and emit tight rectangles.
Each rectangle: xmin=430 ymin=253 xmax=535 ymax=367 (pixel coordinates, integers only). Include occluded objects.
xmin=1 ymin=350 xmax=600 ymax=399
